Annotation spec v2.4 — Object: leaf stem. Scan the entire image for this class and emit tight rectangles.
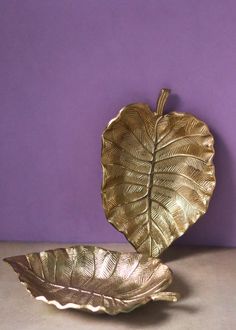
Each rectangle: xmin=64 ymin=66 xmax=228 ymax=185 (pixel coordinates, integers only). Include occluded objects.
xmin=156 ymin=88 xmax=170 ymax=116
xmin=151 ymin=291 xmax=180 ymax=302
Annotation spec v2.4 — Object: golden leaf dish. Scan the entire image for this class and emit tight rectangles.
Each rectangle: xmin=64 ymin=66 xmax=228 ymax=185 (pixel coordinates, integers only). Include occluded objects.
xmin=4 ymin=88 xmax=216 ymax=316
xmin=4 ymin=245 xmax=179 ymax=315
xmin=102 ymin=89 xmax=216 ymax=257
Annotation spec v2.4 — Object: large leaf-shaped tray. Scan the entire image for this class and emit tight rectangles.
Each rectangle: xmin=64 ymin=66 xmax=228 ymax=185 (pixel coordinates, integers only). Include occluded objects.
xmin=4 ymin=245 xmax=178 ymax=315
xmin=102 ymin=89 xmax=216 ymax=257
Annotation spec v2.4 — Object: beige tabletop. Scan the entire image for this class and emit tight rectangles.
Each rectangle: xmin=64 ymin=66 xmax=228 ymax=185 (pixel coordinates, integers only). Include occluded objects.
xmin=1 ymin=242 xmax=235 ymax=330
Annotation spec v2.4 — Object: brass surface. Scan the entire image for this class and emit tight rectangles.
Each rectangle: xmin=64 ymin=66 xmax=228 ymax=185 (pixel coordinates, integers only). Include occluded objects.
xmin=102 ymin=89 xmax=216 ymax=257
xmin=4 ymin=245 xmax=178 ymax=315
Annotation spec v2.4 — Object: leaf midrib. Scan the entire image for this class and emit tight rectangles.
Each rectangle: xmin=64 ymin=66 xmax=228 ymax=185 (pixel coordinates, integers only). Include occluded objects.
xmin=146 ymin=117 xmax=168 ymax=251
xmin=17 ymin=259 xmax=163 ymax=304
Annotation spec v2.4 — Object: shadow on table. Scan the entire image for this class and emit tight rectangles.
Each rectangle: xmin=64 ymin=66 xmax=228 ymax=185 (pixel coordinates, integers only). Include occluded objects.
xmin=161 ymin=245 xmax=226 ymax=263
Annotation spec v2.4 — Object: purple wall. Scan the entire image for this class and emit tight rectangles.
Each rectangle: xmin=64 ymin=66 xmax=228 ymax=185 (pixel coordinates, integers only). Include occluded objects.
xmin=0 ymin=0 xmax=235 ymax=246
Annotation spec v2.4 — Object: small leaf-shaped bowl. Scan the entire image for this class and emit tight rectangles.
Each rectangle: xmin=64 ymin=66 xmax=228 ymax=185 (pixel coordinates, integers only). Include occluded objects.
xmin=4 ymin=245 xmax=178 ymax=315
